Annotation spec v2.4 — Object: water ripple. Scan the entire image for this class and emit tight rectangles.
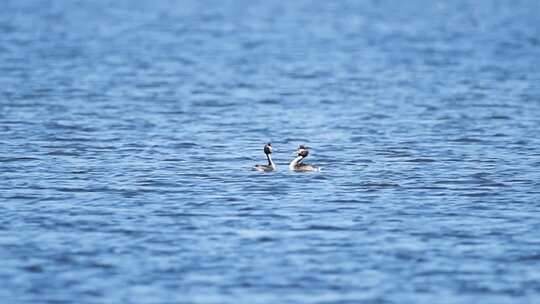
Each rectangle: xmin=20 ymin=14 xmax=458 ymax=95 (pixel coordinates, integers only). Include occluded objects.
xmin=1 ymin=0 xmax=539 ymax=303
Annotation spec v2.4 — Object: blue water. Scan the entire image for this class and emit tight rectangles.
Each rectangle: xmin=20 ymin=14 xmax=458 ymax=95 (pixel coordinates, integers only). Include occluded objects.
xmin=2 ymin=1 xmax=540 ymax=303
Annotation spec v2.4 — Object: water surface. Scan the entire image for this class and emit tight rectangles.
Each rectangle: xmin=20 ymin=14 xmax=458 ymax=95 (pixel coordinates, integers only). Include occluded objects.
xmin=1 ymin=1 xmax=540 ymax=303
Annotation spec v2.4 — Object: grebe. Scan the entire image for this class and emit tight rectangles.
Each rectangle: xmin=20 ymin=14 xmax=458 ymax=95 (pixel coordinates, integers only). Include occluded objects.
xmin=289 ymin=145 xmax=320 ymax=172
xmin=253 ymin=143 xmax=276 ymax=172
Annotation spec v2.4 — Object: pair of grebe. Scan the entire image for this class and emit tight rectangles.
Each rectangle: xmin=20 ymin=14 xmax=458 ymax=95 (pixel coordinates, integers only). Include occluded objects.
xmin=253 ymin=143 xmax=319 ymax=172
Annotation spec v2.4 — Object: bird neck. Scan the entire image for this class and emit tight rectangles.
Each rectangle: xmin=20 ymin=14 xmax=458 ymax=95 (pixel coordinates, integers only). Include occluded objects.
xmin=289 ymin=156 xmax=304 ymax=170
xmin=266 ymin=154 xmax=276 ymax=170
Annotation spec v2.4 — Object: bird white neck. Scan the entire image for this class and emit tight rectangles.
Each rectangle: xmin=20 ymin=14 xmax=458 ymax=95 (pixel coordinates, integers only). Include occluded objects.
xmin=289 ymin=156 xmax=304 ymax=170
xmin=267 ymin=154 xmax=276 ymax=170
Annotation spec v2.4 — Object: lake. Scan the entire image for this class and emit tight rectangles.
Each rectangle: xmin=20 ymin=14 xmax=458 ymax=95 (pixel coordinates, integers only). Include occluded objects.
xmin=1 ymin=0 xmax=540 ymax=303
